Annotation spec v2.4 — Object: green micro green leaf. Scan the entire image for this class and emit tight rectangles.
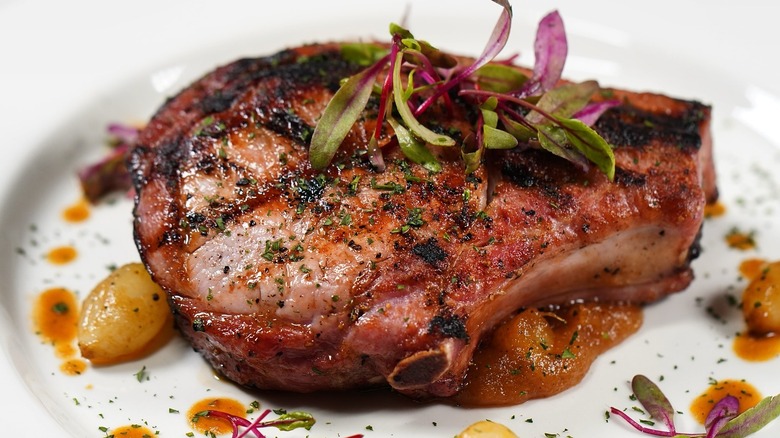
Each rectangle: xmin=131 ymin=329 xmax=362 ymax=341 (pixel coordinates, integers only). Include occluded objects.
xmin=340 ymin=42 xmax=388 ymax=66
xmin=526 ymin=80 xmax=599 ymax=125
xmin=387 ymin=115 xmax=441 ymax=172
xmin=473 ymin=63 xmax=529 ymax=93
xmin=558 ymin=117 xmax=615 ymax=180
xmin=483 ymin=125 xmax=518 ymax=149
xmin=310 ymin=58 xmax=388 ymax=169
xmin=392 ymin=51 xmax=455 ymax=147
xmin=273 ymin=411 xmax=317 ymax=431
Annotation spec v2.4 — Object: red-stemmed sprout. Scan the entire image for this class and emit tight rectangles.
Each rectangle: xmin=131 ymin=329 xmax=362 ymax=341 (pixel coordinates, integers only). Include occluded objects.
xmin=310 ymin=0 xmax=619 ymax=179
xmin=609 ymin=375 xmax=780 ymax=437
xmin=192 ymin=408 xmax=330 ymax=438
xmin=77 ymin=122 xmax=138 ymax=203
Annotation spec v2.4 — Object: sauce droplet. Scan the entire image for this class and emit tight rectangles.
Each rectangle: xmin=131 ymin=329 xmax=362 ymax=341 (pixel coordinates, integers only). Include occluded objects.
xmin=46 ymin=245 xmax=78 ymax=265
xmin=109 ymin=424 xmax=156 ymax=438
xmin=60 ymin=358 xmax=88 ymax=376
xmin=187 ymin=397 xmax=246 ymax=435
xmin=690 ymin=379 xmax=762 ymax=425
xmin=739 ymin=258 xmax=767 ymax=281
xmin=725 ymin=228 xmax=756 ymax=250
xmin=62 ymin=198 xmax=90 ymax=223
xmin=704 ymin=200 xmax=726 ymax=218
xmin=33 ymin=288 xmax=79 ymax=358
xmin=733 ymin=332 xmax=780 ymax=362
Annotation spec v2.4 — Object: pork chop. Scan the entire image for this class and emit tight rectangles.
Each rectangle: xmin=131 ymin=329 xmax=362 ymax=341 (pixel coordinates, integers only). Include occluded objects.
xmin=130 ymin=42 xmax=715 ymax=397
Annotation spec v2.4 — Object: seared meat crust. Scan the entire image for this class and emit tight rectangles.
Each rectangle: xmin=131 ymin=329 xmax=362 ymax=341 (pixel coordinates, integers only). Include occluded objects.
xmin=131 ymin=43 xmax=715 ymax=397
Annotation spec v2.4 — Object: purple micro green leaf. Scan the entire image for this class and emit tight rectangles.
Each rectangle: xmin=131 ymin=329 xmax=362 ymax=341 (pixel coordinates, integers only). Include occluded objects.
xmin=387 ymin=114 xmax=441 ymax=172
xmin=77 ymin=142 xmax=132 ymax=203
xmin=516 ymin=10 xmax=567 ymax=97
xmin=526 ymin=80 xmax=599 ymax=125
xmin=714 ymin=394 xmax=780 ymax=438
xmin=704 ymin=395 xmax=739 ymax=438
xmin=632 ymin=374 xmax=678 ymax=433
xmin=106 ymin=122 xmax=140 ymax=144
xmin=402 ymin=49 xmax=441 ymax=83
xmin=310 ymin=55 xmax=389 ymax=169
xmin=416 ymin=0 xmax=512 ymax=115
xmin=573 ymin=99 xmax=621 ymax=126
xmin=392 ymin=51 xmax=455 ymax=146
xmin=416 ymin=39 xmax=458 ymax=69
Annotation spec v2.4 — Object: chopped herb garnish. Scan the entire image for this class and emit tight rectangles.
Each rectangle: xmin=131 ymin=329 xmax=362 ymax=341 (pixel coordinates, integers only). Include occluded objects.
xmin=134 ymin=365 xmax=148 ymax=382
xmin=51 ymin=301 xmax=69 ymax=315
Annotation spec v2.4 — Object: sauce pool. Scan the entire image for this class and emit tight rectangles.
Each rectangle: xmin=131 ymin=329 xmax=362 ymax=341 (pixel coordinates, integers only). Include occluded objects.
xmin=46 ymin=245 xmax=78 ymax=265
xmin=109 ymin=424 xmax=156 ymax=438
xmin=187 ymin=397 xmax=246 ymax=435
xmin=690 ymin=379 xmax=762 ymax=424
xmin=62 ymin=198 xmax=90 ymax=223
xmin=725 ymin=228 xmax=756 ymax=251
xmin=704 ymin=200 xmax=726 ymax=218
xmin=33 ymin=287 xmax=79 ymax=358
xmin=455 ymin=302 xmax=642 ymax=406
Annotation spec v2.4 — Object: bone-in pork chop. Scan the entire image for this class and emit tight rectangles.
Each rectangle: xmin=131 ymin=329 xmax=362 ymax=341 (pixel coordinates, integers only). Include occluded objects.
xmin=130 ymin=43 xmax=715 ymax=398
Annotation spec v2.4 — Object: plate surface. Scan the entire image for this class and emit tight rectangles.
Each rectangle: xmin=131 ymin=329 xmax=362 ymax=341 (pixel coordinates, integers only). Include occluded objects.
xmin=2 ymin=0 xmax=779 ymax=436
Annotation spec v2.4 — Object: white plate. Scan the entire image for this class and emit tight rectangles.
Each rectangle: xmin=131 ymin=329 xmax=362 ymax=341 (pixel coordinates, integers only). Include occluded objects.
xmin=2 ymin=0 xmax=780 ymax=436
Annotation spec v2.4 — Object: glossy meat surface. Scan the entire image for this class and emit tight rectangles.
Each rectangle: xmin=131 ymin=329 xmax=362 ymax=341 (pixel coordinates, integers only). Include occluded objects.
xmin=130 ymin=43 xmax=715 ymax=397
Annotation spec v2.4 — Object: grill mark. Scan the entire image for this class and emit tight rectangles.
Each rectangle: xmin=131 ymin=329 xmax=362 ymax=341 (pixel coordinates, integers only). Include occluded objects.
xmin=596 ymin=102 xmax=705 ymax=151
xmin=263 ymin=108 xmax=315 ymax=146
xmin=614 ymin=168 xmax=647 ymax=187
xmin=412 ymin=237 xmax=448 ymax=268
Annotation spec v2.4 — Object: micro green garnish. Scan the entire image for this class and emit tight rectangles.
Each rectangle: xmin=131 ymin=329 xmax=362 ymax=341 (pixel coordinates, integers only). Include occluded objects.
xmin=610 ymin=375 xmax=780 ymax=437
xmin=310 ymin=0 xmax=617 ymax=179
xmin=194 ymin=409 xmax=316 ymax=438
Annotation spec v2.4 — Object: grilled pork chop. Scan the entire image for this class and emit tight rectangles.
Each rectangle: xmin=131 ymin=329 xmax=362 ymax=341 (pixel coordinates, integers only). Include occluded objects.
xmin=130 ymin=43 xmax=715 ymax=397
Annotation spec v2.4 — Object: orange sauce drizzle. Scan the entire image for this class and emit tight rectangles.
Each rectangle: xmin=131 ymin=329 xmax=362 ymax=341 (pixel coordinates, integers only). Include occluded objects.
xmin=187 ymin=397 xmax=246 ymax=435
xmin=33 ymin=288 xmax=90 ymax=374
xmin=109 ymin=424 xmax=156 ymax=438
xmin=62 ymin=198 xmax=90 ymax=223
xmin=33 ymin=288 xmax=79 ymax=358
xmin=690 ymin=379 xmax=762 ymax=424
xmin=704 ymin=200 xmax=726 ymax=218
xmin=46 ymin=245 xmax=78 ymax=265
